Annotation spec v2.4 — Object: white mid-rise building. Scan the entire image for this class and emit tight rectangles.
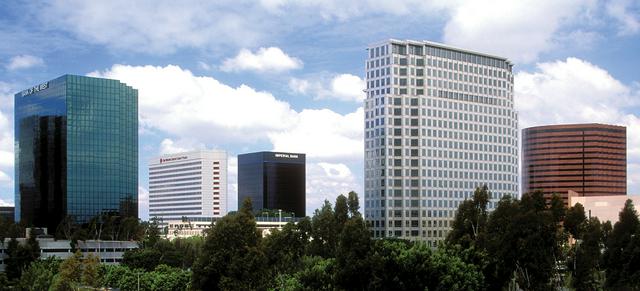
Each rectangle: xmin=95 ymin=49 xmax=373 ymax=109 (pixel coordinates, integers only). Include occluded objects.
xmin=364 ymin=40 xmax=519 ymax=245
xmin=149 ymin=150 xmax=228 ymax=224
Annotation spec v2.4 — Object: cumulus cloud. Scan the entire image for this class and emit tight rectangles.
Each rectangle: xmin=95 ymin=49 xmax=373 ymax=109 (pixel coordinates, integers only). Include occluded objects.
xmin=306 ymin=162 xmax=361 ymax=215
xmin=289 ymin=74 xmax=365 ymax=102
xmin=515 ymin=57 xmax=640 ymax=194
xmin=159 ymin=138 xmax=205 ymax=155
xmin=442 ymin=0 xmax=595 ymax=63
xmin=89 ymin=64 xmax=298 ymax=144
xmin=5 ymin=54 xmax=44 ymax=70
xmin=606 ymin=0 xmax=640 ymax=36
xmin=29 ymin=0 xmax=618 ymax=64
xmin=0 ymin=197 xmax=14 ymax=207
xmin=90 ymin=64 xmax=363 ymax=161
xmin=269 ymin=108 xmax=363 ymax=161
xmin=220 ymin=47 xmax=302 ymax=73
xmin=36 ymin=1 xmax=265 ymax=54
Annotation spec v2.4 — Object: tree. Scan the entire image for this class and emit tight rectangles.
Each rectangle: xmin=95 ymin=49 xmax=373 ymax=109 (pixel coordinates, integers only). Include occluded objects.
xmin=191 ymin=198 xmax=267 ymax=290
xmin=264 ymin=221 xmax=310 ymax=280
xmin=18 ymin=257 xmax=61 ymax=290
xmin=570 ymin=217 xmax=604 ymax=290
xmin=309 ymin=200 xmax=337 ymax=258
xmin=334 ymin=216 xmax=372 ymax=290
xmin=82 ymin=253 xmax=101 ymax=287
xmin=549 ymin=193 xmax=565 ymax=224
xmin=4 ymin=229 xmax=40 ymax=280
xmin=483 ymin=192 xmax=560 ymax=290
xmin=122 ymin=248 xmax=162 ymax=271
xmin=51 ymin=251 xmax=83 ymax=291
xmin=447 ymin=185 xmax=489 ymax=249
xmin=334 ymin=195 xmax=349 ymax=233
xmin=565 ymin=203 xmax=587 ymax=238
xmin=143 ymin=217 xmax=162 ymax=248
xmin=347 ymin=191 xmax=361 ymax=217
xmin=603 ymin=199 xmax=640 ymax=288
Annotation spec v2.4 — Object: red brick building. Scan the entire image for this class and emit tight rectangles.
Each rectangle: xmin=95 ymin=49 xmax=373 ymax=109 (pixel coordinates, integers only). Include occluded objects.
xmin=522 ymin=123 xmax=626 ymax=205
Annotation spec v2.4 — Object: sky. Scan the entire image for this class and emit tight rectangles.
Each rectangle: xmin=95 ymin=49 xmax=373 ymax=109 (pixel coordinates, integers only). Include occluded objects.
xmin=0 ymin=0 xmax=639 ymax=220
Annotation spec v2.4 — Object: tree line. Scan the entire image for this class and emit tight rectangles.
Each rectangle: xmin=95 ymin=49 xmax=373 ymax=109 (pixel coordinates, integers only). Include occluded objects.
xmin=2 ymin=187 xmax=640 ymax=290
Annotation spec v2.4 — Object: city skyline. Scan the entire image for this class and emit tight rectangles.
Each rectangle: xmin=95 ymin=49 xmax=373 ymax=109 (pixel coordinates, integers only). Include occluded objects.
xmin=1 ymin=1 xmax=639 ymax=220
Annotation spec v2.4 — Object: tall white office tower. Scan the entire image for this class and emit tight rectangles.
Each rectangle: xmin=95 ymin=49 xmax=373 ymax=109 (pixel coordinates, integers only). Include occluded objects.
xmin=148 ymin=150 xmax=228 ymax=224
xmin=364 ymin=40 xmax=519 ymax=245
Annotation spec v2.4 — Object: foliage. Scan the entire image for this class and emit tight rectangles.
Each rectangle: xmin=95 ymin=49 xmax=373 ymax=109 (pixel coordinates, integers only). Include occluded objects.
xmin=568 ymin=217 xmax=605 ymax=290
xmin=18 ymin=257 xmax=61 ymax=291
xmin=191 ymin=198 xmax=267 ymax=290
xmin=447 ymin=185 xmax=489 ymax=249
xmin=565 ymin=203 xmax=587 ymax=238
xmin=4 ymin=229 xmax=41 ymax=280
xmin=603 ymin=199 xmax=640 ymax=288
xmin=102 ymin=264 xmax=191 ymax=291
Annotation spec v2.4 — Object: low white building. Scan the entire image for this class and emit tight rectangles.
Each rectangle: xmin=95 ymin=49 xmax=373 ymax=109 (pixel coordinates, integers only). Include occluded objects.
xmin=165 ymin=216 xmax=297 ymax=240
xmin=0 ymin=237 xmax=138 ymax=272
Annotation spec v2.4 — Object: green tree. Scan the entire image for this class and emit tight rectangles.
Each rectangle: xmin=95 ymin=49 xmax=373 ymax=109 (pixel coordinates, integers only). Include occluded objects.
xmin=143 ymin=217 xmax=162 ymax=248
xmin=565 ymin=203 xmax=587 ymax=238
xmin=308 ymin=200 xmax=336 ymax=258
xmin=447 ymin=185 xmax=489 ymax=249
xmin=347 ymin=191 xmax=361 ymax=217
xmin=4 ymin=230 xmax=40 ymax=281
xmin=18 ymin=257 xmax=61 ymax=291
xmin=570 ymin=217 xmax=604 ymax=290
xmin=82 ymin=253 xmax=101 ymax=287
xmin=264 ymin=221 xmax=310 ymax=281
xmin=549 ymin=193 xmax=566 ymax=224
xmin=334 ymin=195 xmax=349 ymax=233
xmin=51 ymin=251 xmax=83 ymax=291
xmin=603 ymin=199 xmax=640 ymax=288
xmin=122 ymin=248 xmax=162 ymax=271
xmin=191 ymin=198 xmax=267 ymax=290
xmin=334 ymin=215 xmax=372 ymax=290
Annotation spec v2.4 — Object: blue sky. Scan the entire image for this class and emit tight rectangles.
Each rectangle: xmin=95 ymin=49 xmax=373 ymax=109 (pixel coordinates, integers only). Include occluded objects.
xmin=1 ymin=0 xmax=639 ymax=220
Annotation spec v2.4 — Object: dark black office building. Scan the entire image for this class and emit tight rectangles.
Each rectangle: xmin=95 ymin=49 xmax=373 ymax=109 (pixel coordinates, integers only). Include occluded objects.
xmin=238 ymin=152 xmax=305 ymax=217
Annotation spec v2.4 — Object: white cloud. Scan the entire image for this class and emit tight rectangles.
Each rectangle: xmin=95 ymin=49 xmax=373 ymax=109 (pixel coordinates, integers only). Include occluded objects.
xmin=269 ymin=108 xmax=363 ymax=161
xmin=306 ymin=162 xmax=361 ymax=215
xmin=289 ymin=73 xmax=365 ymax=102
xmin=89 ymin=64 xmax=298 ymax=144
xmin=37 ymin=1 xmax=265 ymax=54
xmin=515 ymin=57 xmax=640 ymax=194
xmin=5 ymin=54 xmax=44 ymax=70
xmin=31 ymin=0 xmax=606 ymax=64
xmin=159 ymin=138 xmax=205 ymax=155
xmin=138 ymin=186 xmax=149 ymax=220
xmin=197 ymin=61 xmax=212 ymax=71
xmin=220 ymin=47 xmax=302 ymax=73
xmin=90 ymin=64 xmax=363 ymax=161
xmin=606 ymin=0 xmax=640 ymax=35
xmin=442 ymin=0 xmax=596 ymax=63
xmin=0 ymin=197 xmax=13 ymax=207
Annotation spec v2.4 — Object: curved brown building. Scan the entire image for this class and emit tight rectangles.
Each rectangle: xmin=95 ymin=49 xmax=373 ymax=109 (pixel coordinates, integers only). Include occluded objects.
xmin=522 ymin=123 xmax=626 ymax=205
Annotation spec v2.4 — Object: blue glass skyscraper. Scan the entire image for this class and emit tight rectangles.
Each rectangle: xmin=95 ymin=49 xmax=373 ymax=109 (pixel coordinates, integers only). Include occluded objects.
xmin=15 ymin=75 xmax=138 ymax=229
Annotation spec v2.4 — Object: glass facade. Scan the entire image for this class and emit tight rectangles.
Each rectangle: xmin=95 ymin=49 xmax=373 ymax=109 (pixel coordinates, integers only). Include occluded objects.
xmin=237 ymin=152 xmax=305 ymax=217
xmin=15 ymin=75 xmax=138 ymax=229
